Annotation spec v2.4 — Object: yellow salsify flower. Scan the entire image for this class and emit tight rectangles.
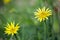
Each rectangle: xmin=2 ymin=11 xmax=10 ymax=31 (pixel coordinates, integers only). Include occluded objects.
xmin=3 ymin=0 xmax=11 ymax=4
xmin=34 ymin=7 xmax=52 ymax=22
xmin=4 ymin=22 xmax=20 ymax=36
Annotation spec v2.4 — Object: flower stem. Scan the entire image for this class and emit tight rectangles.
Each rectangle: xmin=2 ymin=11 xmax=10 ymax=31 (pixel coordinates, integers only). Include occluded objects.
xmin=9 ymin=36 xmax=13 ymax=40
xmin=44 ymin=22 xmax=47 ymax=40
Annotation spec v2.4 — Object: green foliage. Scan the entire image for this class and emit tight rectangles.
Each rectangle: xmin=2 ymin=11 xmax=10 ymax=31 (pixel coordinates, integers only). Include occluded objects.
xmin=0 ymin=0 xmax=60 ymax=40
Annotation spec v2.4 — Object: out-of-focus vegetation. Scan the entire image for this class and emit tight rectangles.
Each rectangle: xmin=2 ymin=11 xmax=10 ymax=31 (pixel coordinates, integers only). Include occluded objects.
xmin=0 ymin=0 xmax=60 ymax=40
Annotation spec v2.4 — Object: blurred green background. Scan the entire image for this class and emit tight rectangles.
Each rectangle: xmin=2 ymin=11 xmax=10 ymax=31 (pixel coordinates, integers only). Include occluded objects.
xmin=0 ymin=0 xmax=60 ymax=40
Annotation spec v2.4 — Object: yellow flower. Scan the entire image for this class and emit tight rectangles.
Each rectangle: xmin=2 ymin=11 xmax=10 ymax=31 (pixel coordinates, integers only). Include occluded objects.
xmin=4 ymin=22 xmax=20 ymax=36
xmin=34 ymin=7 xmax=52 ymax=22
xmin=3 ymin=0 xmax=11 ymax=4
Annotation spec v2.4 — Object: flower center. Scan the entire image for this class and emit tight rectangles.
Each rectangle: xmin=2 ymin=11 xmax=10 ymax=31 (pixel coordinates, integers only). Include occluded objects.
xmin=10 ymin=28 xmax=15 ymax=33
xmin=40 ymin=12 xmax=46 ymax=18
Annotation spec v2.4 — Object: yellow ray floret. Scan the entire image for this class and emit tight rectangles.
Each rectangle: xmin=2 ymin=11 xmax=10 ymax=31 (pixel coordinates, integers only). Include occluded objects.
xmin=3 ymin=0 xmax=11 ymax=4
xmin=34 ymin=7 xmax=52 ymax=22
xmin=4 ymin=22 xmax=20 ymax=36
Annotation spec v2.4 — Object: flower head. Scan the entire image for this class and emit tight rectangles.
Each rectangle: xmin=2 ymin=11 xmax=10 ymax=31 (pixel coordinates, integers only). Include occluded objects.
xmin=4 ymin=22 xmax=20 ymax=36
xmin=3 ymin=0 xmax=11 ymax=4
xmin=34 ymin=7 xmax=52 ymax=22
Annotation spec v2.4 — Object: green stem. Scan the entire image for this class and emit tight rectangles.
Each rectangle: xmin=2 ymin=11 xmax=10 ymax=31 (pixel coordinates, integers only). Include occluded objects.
xmin=52 ymin=29 xmax=55 ymax=40
xmin=38 ymin=31 xmax=40 ymax=40
xmin=9 ymin=36 xmax=13 ymax=40
xmin=57 ymin=7 xmax=60 ymax=40
xmin=46 ymin=21 xmax=49 ymax=40
xmin=44 ymin=22 xmax=46 ymax=40
xmin=16 ymin=34 xmax=20 ymax=40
